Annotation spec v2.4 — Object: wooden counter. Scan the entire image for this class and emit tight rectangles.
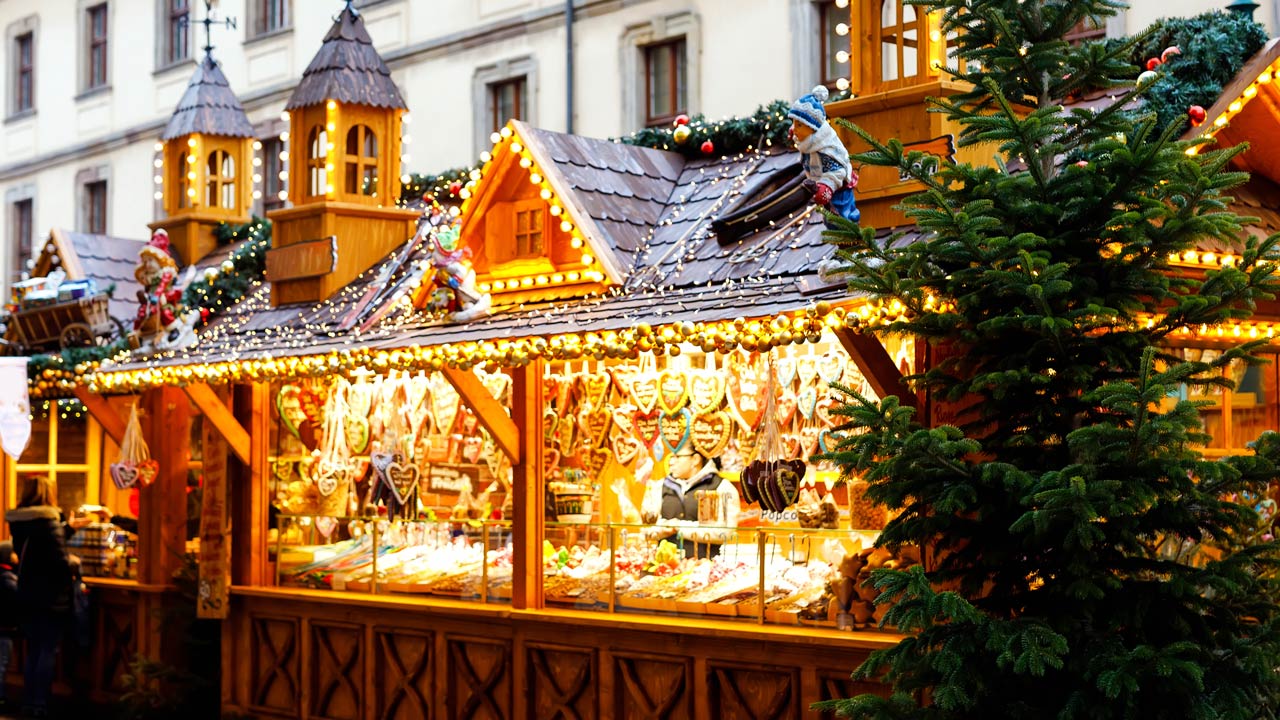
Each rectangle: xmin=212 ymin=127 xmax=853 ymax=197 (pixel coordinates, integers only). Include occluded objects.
xmin=78 ymin=578 xmax=172 ymax=702
xmin=223 ymin=586 xmax=896 ymax=719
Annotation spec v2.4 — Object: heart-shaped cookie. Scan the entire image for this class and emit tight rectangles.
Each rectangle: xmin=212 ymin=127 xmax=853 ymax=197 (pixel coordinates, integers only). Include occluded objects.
xmin=743 ymin=458 xmax=806 ymax=513
xmin=462 ymin=436 xmax=483 ymax=464
xmin=781 ymin=433 xmax=803 ymax=460
xmin=544 ymin=448 xmax=562 ymax=475
xmin=609 ymin=366 xmax=638 ymax=402
xmin=431 ymin=379 xmax=461 ymax=436
xmin=818 ymin=352 xmax=845 ymax=385
xmin=726 ymin=362 xmax=767 ymax=431
xmin=611 ymin=433 xmax=642 ymax=466
xmin=578 ymin=405 xmax=612 ymax=449
xmin=272 ymin=459 xmax=295 ymax=484
xmin=657 ymin=369 xmax=689 ymax=414
xmin=581 ymin=446 xmax=611 ymax=479
xmin=553 ymin=374 xmax=573 ymax=410
xmin=543 ymin=375 xmax=561 ymax=406
xmin=315 ymin=516 xmax=338 ymax=539
xmin=629 ymin=373 xmax=660 ymax=414
xmin=816 ymin=395 xmax=841 ymax=427
xmin=775 ymin=356 xmax=797 ymax=389
xmin=660 ymin=408 xmax=693 ymax=455
xmin=819 ymin=428 xmax=844 ymax=454
xmin=611 ymin=405 xmax=636 ymax=437
xmin=345 ymin=415 xmax=371 ymax=455
xmin=109 ymin=462 xmax=139 ymax=490
xmin=557 ymin=414 xmax=577 ymax=455
xmin=800 ymin=426 xmax=822 ymax=459
xmin=688 ymin=370 xmax=726 ymax=416
xmin=798 ymin=386 xmax=818 ymax=421
xmin=775 ymin=390 xmax=798 ymax=428
xmin=276 ymin=385 xmax=304 ymax=439
xmin=370 ymin=451 xmax=400 ymax=477
xmin=632 ymin=409 xmax=662 ymax=448
xmin=135 ymin=459 xmax=159 ymax=487
xmin=691 ymin=411 xmax=732 ymax=458
xmin=797 ymin=356 xmax=819 ymax=388
xmin=298 ymin=454 xmax=318 ymax=484
xmin=543 ymin=408 xmax=560 ymax=444
xmin=479 ymin=369 xmax=511 ymax=403
xmin=384 ymin=461 xmax=421 ymax=505
xmin=579 ymin=371 xmax=611 ymax=410
xmin=314 ymin=461 xmax=346 ymax=497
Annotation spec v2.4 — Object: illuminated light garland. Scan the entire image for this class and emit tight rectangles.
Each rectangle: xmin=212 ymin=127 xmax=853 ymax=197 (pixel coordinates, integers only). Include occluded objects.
xmin=1194 ymin=56 xmax=1280 ymax=138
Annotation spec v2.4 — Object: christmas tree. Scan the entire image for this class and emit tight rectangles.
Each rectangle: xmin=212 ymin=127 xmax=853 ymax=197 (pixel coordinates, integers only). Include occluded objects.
xmin=817 ymin=1 xmax=1280 ymax=718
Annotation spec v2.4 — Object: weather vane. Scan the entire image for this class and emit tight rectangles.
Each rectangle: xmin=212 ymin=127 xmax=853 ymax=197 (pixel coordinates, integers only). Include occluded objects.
xmin=181 ymin=0 xmax=238 ymax=59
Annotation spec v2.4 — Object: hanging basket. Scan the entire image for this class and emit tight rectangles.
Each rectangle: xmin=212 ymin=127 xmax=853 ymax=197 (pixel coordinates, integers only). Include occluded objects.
xmin=109 ymin=404 xmax=158 ymax=490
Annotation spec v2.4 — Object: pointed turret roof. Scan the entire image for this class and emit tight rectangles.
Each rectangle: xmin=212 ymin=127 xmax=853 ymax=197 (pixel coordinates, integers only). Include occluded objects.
xmin=285 ymin=6 xmax=407 ymax=111
xmin=161 ymin=55 xmax=255 ymax=141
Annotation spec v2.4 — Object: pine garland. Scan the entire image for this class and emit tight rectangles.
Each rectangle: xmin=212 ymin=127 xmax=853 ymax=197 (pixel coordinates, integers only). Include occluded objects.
xmin=619 ymin=100 xmax=798 ymax=158
xmin=181 ymin=217 xmax=271 ymax=322
xmin=398 ymin=167 xmax=472 ymax=208
xmin=1122 ymin=10 xmax=1267 ymax=132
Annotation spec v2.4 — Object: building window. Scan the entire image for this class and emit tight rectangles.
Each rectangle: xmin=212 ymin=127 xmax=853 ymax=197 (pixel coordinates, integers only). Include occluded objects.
xmin=644 ymin=38 xmax=686 ymax=127
xmin=307 ymin=126 xmax=327 ymax=198
xmin=262 ymin=137 xmax=285 ymax=213
xmin=880 ymin=0 xmax=921 ymax=84
xmin=10 ymin=199 xmax=32 ymax=284
xmin=1064 ymin=16 xmax=1106 ymax=45
xmin=818 ymin=2 xmax=846 ymax=90
xmin=207 ymin=150 xmax=235 ymax=208
xmin=253 ymin=0 xmax=289 ymax=37
xmin=487 ymin=200 xmax=545 ymax=265
xmin=163 ymin=0 xmax=190 ymax=66
xmin=344 ymin=125 xmax=378 ymax=196
xmin=86 ymin=3 xmax=108 ymax=90
xmin=514 ymin=202 xmax=544 ymax=259
xmin=85 ymin=180 xmax=107 ymax=234
xmin=488 ymin=77 xmax=526 ymax=134
xmin=14 ymin=32 xmax=33 ymax=113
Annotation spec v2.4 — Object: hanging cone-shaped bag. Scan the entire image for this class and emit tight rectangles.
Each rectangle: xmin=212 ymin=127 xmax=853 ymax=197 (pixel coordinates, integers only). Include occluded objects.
xmin=109 ymin=405 xmax=159 ymax=489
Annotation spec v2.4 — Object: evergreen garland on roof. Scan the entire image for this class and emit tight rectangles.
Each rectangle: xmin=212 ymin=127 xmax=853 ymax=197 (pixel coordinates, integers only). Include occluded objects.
xmin=182 ymin=217 xmax=270 ymax=321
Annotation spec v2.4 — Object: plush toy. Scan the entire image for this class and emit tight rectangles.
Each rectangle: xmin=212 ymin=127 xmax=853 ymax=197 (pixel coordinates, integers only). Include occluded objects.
xmin=130 ymin=229 xmax=199 ymax=352
xmin=788 ymin=85 xmax=860 ymax=227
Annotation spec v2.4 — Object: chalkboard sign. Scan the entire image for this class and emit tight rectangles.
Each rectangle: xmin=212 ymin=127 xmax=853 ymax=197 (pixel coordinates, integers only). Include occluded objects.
xmin=427 ymin=463 xmax=481 ymax=494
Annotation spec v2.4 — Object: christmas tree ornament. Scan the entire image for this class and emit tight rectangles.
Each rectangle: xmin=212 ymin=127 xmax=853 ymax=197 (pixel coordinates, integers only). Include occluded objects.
xmin=673 ymin=114 xmax=690 ymax=126
xmin=1161 ymin=45 xmax=1182 ymax=63
xmin=1146 ymin=57 xmax=1161 ymax=71
xmin=1188 ymin=105 xmax=1207 ymax=126
xmin=448 ymin=180 xmax=462 ymax=195
xmin=700 ymin=140 xmax=715 ymax=155
xmin=673 ymin=125 xmax=692 ymax=144
xmin=1137 ymin=70 xmax=1159 ymax=86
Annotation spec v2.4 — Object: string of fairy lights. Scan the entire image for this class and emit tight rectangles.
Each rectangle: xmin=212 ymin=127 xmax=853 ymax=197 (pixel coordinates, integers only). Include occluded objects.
xmin=1186 ymin=53 xmax=1280 ymax=156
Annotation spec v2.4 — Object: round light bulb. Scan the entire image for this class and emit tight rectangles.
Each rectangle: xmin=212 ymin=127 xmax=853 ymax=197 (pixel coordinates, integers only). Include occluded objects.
xmin=836 ymin=23 xmax=849 ymax=36
xmin=836 ymin=50 xmax=849 ymax=64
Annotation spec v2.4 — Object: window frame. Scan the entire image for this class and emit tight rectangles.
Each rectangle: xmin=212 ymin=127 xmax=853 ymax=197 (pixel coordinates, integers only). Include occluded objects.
xmin=160 ymin=0 xmax=191 ymax=69
xmin=262 ymin=136 xmax=286 ymax=214
xmin=85 ymin=179 xmax=108 ymax=234
xmin=817 ymin=1 xmax=846 ymax=91
xmin=14 ymin=32 xmax=33 ymax=114
xmin=86 ymin=3 xmax=109 ymax=91
xmin=249 ymin=0 xmax=291 ymax=40
xmin=206 ymin=149 xmax=236 ymax=209
xmin=488 ymin=76 xmax=527 ymax=135
xmin=621 ymin=13 xmax=701 ymax=133
xmin=10 ymin=197 xmax=32 ymax=286
xmin=306 ymin=125 xmax=328 ymax=199
xmin=343 ymin=124 xmax=379 ymax=197
xmin=642 ymin=38 xmax=687 ymax=128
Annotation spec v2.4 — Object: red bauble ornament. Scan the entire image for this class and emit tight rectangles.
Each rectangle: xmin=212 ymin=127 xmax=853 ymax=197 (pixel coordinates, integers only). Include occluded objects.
xmin=700 ymin=140 xmax=714 ymax=155
xmin=674 ymin=114 xmax=690 ymax=126
xmin=1146 ymin=58 xmax=1161 ymax=71
xmin=448 ymin=181 xmax=462 ymax=196
xmin=1188 ymin=105 xmax=1207 ymax=126
xmin=1075 ymin=160 xmax=1089 ymax=168
xmin=1161 ymin=46 xmax=1182 ymax=63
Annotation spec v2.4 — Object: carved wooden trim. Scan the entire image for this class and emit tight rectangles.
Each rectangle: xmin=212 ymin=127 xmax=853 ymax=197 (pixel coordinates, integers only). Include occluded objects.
xmin=249 ymin=615 xmax=300 ymax=715
xmin=707 ymin=661 xmax=800 ymax=720
xmin=310 ymin=621 xmax=364 ymax=720
xmin=447 ymin=635 xmax=511 ymax=720
xmin=526 ymin=643 xmax=596 ymax=720
xmin=816 ymin=669 xmax=890 ymax=720
xmin=376 ymin=629 xmax=434 ymax=720
xmin=612 ymin=652 xmax=693 ymax=720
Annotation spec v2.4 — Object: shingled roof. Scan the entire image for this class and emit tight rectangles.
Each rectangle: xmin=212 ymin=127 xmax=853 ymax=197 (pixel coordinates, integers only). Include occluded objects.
xmin=161 ymin=55 xmax=255 ymax=141
xmin=285 ymin=6 xmax=406 ymax=111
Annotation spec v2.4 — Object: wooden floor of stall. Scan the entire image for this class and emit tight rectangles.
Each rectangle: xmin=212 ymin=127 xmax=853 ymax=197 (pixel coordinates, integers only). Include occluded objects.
xmin=224 ymin=587 xmax=893 ymax=720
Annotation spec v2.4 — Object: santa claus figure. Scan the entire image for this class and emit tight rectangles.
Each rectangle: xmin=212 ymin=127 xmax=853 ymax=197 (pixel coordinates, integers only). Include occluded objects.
xmin=130 ymin=228 xmax=199 ymax=351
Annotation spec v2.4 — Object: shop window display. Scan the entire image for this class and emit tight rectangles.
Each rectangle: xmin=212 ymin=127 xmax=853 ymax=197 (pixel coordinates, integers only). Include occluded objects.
xmin=269 ymin=331 xmax=917 ymax=630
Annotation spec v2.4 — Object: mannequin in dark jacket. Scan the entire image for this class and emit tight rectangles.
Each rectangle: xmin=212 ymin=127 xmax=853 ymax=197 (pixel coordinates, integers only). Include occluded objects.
xmin=5 ymin=476 xmax=72 ymax=718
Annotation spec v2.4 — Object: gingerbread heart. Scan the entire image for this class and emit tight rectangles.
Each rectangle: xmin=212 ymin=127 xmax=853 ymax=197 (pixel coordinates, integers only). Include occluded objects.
xmin=579 ymin=405 xmax=612 ymax=449
xmin=543 ymin=408 xmax=560 ymax=444
xmin=800 ymin=427 xmax=822 ymax=459
xmin=818 ymin=428 xmax=844 ymax=454
xmin=632 ymin=409 xmax=662 ymax=448
xmin=657 ymin=369 xmax=689 ymax=415
xmin=579 ymin=371 xmax=611 ymax=410
xmin=554 ymin=374 xmax=573 ymax=410
xmin=726 ymin=362 xmax=767 ymax=431
xmin=798 ymin=386 xmax=818 ymax=421
xmin=370 ymin=451 xmax=400 ymax=477
xmin=314 ymin=461 xmax=347 ymax=497
xmin=691 ymin=411 xmax=732 ymax=458
xmin=611 ymin=405 xmax=636 ymax=437
xmin=544 ymin=448 xmax=562 ymax=475
xmin=819 ymin=352 xmax=845 ymax=385
xmin=384 ymin=461 xmax=421 ymax=505
xmin=781 ymin=433 xmax=803 ymax=460
xmin=743 ymin=458 xmax=806 ymax=513
xmin=609 ymin=365 xmax=639 ymax=402
xmin=345 ymin=415 xmax=371 ymax=455
xmin=775 ymin=390 xmax=798 ymax=428
xmin=629 ymin=373 xmax=660 ymax=414
xmin=431 ymin=379 xmax=461 ymax=436
xmin=543 ymin=375 xmax=561 ymax=406
xmin=775 ymin=356 xmax=797 ymax=389
xmin=797 ymin=356 xmax=819 ymax=388
xmin=581 ymin=446 xmax=611 ymax=479
xmin=689 ymin=370 xmax=726 ymax=416
xmin=557 ymin=414 xmax=577 ymax=455
xmin=315 ymin=516 xmax=338 ymax=539
xmin=462 ymin=436 xmax=483 ymax=464
xmin=276 ymin=385 xmax=305 ymax=439
xmin=660 ymin=408 xmax=693 ymax=455
xmin=816 ymin=395 xmax=841 ymax=427
xmin=272 ymin=459 xmax=295 ymax=484
xmin=109 ymin=462 xmax=139 ymax=490
xmin=479 ymin=369 xmax=511 ymax=403
xmin=611 ymin=433 xmax=642 ymax=466
xmin=135 ymin=460 xmax=159 ymax=487
xmin=298 ymin=454 xmax=318 ymax=484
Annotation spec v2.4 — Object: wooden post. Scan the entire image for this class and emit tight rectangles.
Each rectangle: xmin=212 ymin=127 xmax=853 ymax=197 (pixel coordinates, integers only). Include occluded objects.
xmin=834 ymin=327 xmax=917 ymax=410
xmin=197 ymin=388 xmax=230 ymax=619
xmin=230 ymin=382 xmax=270 ymax=587
xmin=184 ymin=383 xmax=251 ymax=464
xmin=72 ymin=387 xmax=127 ymax=445
xmin=139 ymin=386 xmax=190 ymax=587
xmin=510 ymin=361 xmax=543 ymax=610
xmin=441 ymin=366 xmax=521 ymax=463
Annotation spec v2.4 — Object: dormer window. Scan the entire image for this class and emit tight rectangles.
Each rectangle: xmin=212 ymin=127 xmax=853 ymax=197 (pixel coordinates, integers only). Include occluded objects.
xmin=344 ymin=124 xmax=377 ymax=196
xmin=206 ymin=149 xmax=235 ymax=208
xmin=306 ymin=125 xmax=327 ymax=198
xmin=487 ymin=199 xmax=546 ymax=265
xmin=880 ymin=0 xmax=924 ymax=85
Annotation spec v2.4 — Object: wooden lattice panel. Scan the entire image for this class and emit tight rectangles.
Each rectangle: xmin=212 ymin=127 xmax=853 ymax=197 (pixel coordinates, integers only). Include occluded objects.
xmin=447 ymin=635 xmax=511 ymax=720
xmin=612 ymin=652 xmax=694 ymax=720
xmin=707 ymin=661 xmax=800 ymax=720
xmin=526 ymin=643 xmax=596 ymax=720
xmin=310 ymin=621 xmax=364 ymax=720
xmin=249 ymin=615 xmax=300 ymax=716
xmin=376 ymin=629 xmax=435 ymax=720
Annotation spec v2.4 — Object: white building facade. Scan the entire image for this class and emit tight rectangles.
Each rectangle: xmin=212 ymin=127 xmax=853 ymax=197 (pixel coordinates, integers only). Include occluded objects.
xmin=0 ymin=0 xmax=1269 ymax=292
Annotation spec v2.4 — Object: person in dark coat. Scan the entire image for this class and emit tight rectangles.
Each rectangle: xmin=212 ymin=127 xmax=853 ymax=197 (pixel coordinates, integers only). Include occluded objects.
xmin=0 ymin=540 xmax=17 ymax=711
xmin=6 ymin=476 xmax=73 ymax=718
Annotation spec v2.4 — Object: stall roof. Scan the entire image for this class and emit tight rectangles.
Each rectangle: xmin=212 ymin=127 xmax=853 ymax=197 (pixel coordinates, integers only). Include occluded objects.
xmin=161 ymin=55 xmax=255 ymax=141
xmin=285 ymin=5 xmax=406 ymax=111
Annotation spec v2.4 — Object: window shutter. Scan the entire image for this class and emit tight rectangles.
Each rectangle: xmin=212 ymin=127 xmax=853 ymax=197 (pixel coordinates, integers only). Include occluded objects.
xmin=486 ymin=201 xmax=516 ymax=264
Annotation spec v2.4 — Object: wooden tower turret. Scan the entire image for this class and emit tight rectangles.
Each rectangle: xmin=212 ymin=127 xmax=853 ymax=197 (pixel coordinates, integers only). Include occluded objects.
xmin=266 ymin=4 xmax=418 ymax=307
xmin=150 ymin=55 xmax=256 ymax=265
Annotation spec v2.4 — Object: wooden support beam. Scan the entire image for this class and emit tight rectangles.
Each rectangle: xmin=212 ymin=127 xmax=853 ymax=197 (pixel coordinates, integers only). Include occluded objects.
xmin=230 ymin=382 xmax=270 ymax=588
xmin=139 ymin=387 xmax=190 ymax=587
xmin=441 ymin=366 xmax=520 ymax=463
xmin=510 ymin=361 xmax=544 ymax=610
xmin=835 ymin=327 xmax=917 ymax=411
xmin=73 ymin=387 xmax=127 ymax=445
xmin=183 ymin=383 xmax=251 ymax=465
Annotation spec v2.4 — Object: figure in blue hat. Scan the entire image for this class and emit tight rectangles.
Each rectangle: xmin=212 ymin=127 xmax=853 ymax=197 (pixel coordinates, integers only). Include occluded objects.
xmin=788 ymin=85 xmax=860 ymax=227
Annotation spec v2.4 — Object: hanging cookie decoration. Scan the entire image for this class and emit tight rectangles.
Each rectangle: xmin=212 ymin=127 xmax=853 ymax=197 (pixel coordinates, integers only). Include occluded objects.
xmin=109 ymin=404 xmax=159 ymax=490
